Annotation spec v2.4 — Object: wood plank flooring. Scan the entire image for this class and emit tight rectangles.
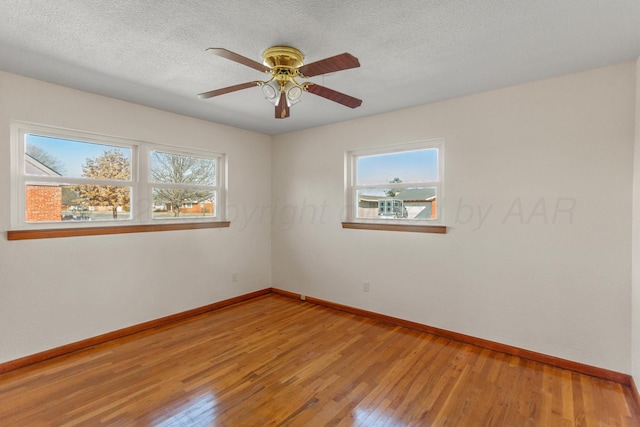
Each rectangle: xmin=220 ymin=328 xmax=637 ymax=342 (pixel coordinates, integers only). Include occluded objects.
xmin=0 ymin=294 xmax=638 ymax=426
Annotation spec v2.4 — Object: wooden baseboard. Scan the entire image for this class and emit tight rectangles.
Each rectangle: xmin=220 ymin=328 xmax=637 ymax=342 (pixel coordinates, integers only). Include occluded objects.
xmin=0 ymin=288 xmax=271 ymax=375
xmin=2 ymin=286 xmax=634 ymax=390
xmin=271 ymin=288 xmax=631 ymax=386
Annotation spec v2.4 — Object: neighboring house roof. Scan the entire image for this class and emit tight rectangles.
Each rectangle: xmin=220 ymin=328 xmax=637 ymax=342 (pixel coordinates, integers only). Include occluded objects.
xmin=24 ymin=154 xmax=61 ymax=177
xmin=359 ymin=189 xmax=436 ymax=203
xmin=394 ymin=188 xmax=436 ymax=201
xmin=154 ymin=199 xmax=214 ymax=204
xmin=358 ymin=195 xmax=385 ymax=202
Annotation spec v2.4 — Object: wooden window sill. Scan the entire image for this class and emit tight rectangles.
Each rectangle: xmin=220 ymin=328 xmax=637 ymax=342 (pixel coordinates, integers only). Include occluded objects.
xmin=7 ymin=221 xmax=231 ymax=240
xmin=341 ymin=222 xmax=446 ymax=234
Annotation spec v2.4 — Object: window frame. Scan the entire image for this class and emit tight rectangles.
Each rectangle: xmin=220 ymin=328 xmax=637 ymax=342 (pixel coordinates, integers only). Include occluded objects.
xmin=344 ymin=139 xmax=445 ymax=233
xmin=10 ymin=121 xmax=228 ymax=236
xmin=144 ymin=144 xmax=225 ymax=222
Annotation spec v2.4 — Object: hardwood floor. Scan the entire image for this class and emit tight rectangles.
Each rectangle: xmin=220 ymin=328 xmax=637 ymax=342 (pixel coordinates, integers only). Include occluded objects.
xmin=0 ymin=294 xmax=637 ymax=426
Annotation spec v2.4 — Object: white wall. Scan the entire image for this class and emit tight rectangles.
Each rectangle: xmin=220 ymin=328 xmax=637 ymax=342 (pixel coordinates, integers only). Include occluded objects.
xmin=633 ymin=57 xmax=640 ymax=385
xmin=0 ymin=71 xmax=272 ymax=363
xmin=2 ymin=61 xmax=637 ymax=375
xmin=272 ymin=62 xmax=636 ymax=373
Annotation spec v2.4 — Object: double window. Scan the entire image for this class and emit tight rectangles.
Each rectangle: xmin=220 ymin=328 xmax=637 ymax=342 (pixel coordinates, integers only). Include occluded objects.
xmin=345 ymin=139 xmax=444 ymax=228
xmin=10 ymin=122 xmax=226 ymax=232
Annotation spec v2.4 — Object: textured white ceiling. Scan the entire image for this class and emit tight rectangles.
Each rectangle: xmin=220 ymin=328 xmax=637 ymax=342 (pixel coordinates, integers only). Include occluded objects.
xmin=1 ymin=0 xmax=639 ymax=135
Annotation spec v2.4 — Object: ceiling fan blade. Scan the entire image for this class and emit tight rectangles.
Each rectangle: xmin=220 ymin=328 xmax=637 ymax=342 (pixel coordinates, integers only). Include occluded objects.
xmin=198 ymin=81 xmax=260 ymax=99
xmin=206 ymin=48 xmax=270 ymax=73
xmin=298 ymin=53 xmax=360 ymax=77
xmin=305 ymin=83 xmax=362 ymax=108
xmin=275 ymin=92 xmax=290 ymax=119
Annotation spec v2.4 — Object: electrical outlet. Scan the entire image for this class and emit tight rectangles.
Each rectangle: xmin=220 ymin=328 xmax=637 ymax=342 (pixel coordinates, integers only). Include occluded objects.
xmin=232 ymin=272 xmax=238 ymax=282
xmin=362 ymin=281 xmax=370 ymax=292
xmin=300 ymin=294 xmax=306 ymax=301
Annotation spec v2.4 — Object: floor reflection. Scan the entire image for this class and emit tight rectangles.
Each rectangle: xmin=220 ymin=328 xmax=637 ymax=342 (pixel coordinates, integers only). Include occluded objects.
xmin=154 ymin=392 xmax=217 ymax=427
xmin=354 ymin=407 xmax=403 ymax=426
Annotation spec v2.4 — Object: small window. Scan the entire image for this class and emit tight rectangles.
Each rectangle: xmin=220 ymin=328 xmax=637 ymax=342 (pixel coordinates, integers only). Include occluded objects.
xmin=345 ymin=140 xmax=443 ymax=226
xmin=150 ymin=150 xmax=217 ymax=219
xmin=11 ymin=122 xmax=226 ymax=231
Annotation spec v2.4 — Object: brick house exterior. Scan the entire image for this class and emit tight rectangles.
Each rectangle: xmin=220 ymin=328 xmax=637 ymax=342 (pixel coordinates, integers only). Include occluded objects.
xmin=26 ymin=185 xmax=62 ymax=222
xmin=25 ymin=155 xmax=62 ymax=222
xmin=179 ymin=201 xmax=214 ymax=215
xmin=153 ymin=201 xmax=215 ymax=216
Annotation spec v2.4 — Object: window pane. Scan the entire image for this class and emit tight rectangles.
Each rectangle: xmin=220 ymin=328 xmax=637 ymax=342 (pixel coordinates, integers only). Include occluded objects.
xmin=150 ymin=151 xmax=215 ymax=186
xmin=25 ymin=134 xmax=131 ymax=180
xmin=152 ymin=189 xmax=216 ymax=219
xmin=356 ymin=187 xmax=437 ymax=220
xmin=356 ymin=149 xmax=438 ymax=185
xmin=26 ymin=184 xmax=132 ymax=222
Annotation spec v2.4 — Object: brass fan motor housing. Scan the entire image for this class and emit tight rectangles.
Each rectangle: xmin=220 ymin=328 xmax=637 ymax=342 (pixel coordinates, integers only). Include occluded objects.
xmin=263 ymin=46 xmax=304 ymax=80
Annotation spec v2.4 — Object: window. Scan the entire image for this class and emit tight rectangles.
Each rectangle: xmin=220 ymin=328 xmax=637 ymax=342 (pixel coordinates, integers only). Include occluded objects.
xmin=149 ymin=150 xmax=218 ymax=219
xmin=344 ymin=140 xmax=445 ymax=233
xmin=10 ymin=122 xmax=227 ymax=237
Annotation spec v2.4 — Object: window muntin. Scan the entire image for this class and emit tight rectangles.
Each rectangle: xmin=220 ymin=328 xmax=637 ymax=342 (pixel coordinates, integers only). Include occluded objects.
xmin=347 ymin=140 xmax=443 ymax=224
xmin=11 ymin=122 xmax=226 ymax=230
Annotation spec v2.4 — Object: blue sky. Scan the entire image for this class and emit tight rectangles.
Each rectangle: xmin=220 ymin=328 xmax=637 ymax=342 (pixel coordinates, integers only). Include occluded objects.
xmin=26 ymin=134 xmax=436 ymax=186
xmin=26 ymin=134 xmax=131 ymax=177
xmin=357 ymin=149 xmax=438 ymax=185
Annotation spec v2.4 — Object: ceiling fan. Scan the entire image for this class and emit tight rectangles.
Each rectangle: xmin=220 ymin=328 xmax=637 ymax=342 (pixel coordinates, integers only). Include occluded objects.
xmin=198 ymin=46 xmax=362 ymax=119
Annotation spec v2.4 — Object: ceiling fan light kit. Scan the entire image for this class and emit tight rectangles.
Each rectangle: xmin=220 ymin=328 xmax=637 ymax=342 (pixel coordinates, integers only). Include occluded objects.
xmin=198 ymin=46 xmax=362 ymax=119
